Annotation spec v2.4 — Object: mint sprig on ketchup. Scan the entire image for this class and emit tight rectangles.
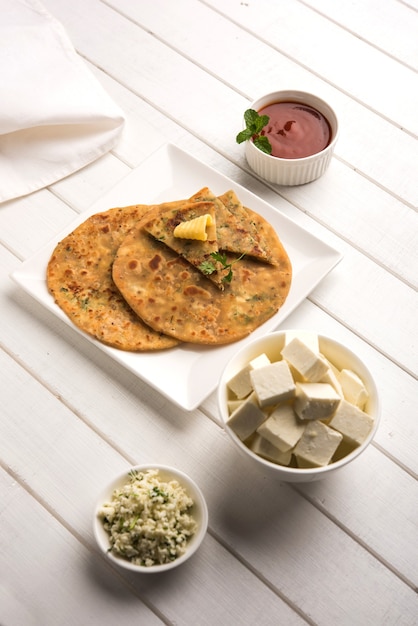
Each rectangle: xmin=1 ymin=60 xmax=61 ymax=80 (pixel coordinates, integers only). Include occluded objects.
xmin=236 ymin=109 xmax=272 ymax=155
xmin=237 ymin=103 xmax=332 ymax=159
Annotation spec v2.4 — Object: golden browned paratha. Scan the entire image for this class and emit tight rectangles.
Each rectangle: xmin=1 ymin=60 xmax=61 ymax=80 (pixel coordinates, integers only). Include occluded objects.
xmin=47 ymin=205 xmax=179 ymax=351
xmin=141 ymin=200 xmax=225 ymax=289
xmin=193 ymin=188 xmax=275 ymax=264
xmin=112 ymin=205 xmax=292 ymax=345
xmin=141 ymin=188 xmax=278 ymax=290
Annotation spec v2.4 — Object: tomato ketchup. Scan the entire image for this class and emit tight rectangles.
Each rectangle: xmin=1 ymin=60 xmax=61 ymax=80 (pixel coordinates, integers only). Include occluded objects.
xmin=258 ymin=101 xmax=331 ymax=159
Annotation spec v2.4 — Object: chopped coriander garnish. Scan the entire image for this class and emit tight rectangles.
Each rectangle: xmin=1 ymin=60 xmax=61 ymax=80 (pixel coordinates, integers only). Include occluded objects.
xmin=150 ymin=486 xmax=169 ymax=503
xmin=236 ymin=109 xmax=272 ymax=154
xmin=199 ymin=259 xmax=217 ymax=275
xmin=199 ymin=251 xmax=245 ymax=283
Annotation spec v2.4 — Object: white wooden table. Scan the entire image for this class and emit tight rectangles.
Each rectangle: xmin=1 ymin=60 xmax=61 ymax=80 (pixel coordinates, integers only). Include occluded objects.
xmin=1 ymin=1 xmax=417 ymax=624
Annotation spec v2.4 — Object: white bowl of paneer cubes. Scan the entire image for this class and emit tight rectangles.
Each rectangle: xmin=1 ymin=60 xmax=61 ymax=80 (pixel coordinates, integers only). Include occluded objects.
xmin=218 ymin=330 xmax=380 ymax=482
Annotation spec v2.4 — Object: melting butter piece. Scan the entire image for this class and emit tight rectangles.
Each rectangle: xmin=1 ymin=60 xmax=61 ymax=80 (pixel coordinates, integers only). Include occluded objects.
xmin=173 ymin=213 xmax=213 ymax=241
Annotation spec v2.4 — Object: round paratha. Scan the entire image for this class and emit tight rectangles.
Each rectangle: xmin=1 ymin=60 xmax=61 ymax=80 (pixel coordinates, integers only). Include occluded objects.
xmin=112 ymin=205 xmax=292 ymax=345
xmin=47 ymin=205 xmax=179 ymax=351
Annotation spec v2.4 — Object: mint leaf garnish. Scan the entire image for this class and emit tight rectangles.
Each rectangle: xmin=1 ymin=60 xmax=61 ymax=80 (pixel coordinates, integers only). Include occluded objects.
xmin=236 ymin=109 xmax=272 ymax=154
xmin=199 ymin=252 xmax=245 ymax=284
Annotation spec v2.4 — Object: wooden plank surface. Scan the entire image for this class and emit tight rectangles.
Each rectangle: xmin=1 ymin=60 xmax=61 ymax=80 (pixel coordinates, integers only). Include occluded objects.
xmin=1 ymin=0 xmax=417 ymax=624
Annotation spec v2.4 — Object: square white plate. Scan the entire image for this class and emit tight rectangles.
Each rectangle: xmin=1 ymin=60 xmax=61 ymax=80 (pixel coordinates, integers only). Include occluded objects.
xmin=12 ymin=144 xmax=342 ymax=411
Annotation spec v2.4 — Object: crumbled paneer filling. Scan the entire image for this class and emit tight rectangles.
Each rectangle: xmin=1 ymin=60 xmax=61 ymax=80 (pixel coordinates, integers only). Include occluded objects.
xmin=98 ymin=468 xmax=197 ymax=567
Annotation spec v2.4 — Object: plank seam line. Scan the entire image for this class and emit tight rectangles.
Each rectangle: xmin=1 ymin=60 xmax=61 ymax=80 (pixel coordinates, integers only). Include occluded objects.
xmin=0 ymin=338 xmax=416 ymax=592
xmin=371 ymin=441 xmax=418 ymax=481
xmin=97 ymin=0 xmax=417 ymax=140
xmin=0 ymin=459 xmax=172 ymax=625
xmin=206 ymin=527 xmax=316 ymax=626
xmin=77 ymin=45 xmax=418 ymax=211
xmin=333 ymin=155 xmax=418 ymax=213
xmin=6 ymin=288 xmax=416 ymax=477
xmin=1 ymin=420 xmax=311 ymax=624
xmin=1 ymin=239 xmax=26 ymax=263
xmin=5 ymin=145 xmax=417 ymax=380
xmin=306 ymin=296 xmax=418 ymax=380
xmin=197 ymin=1 xmax=418 ymax=139
xmin=2 ymin=340 xmax=416 ymax=596
xmin=291 ymin=482 xmax=418 ymax=594
xmin=220 ymin=154 xmax=418 ymax=291
xmin=397 ymin=0 xmax=418 ymax=14
xmin=295 ymin=0 xmax=418 ymax=74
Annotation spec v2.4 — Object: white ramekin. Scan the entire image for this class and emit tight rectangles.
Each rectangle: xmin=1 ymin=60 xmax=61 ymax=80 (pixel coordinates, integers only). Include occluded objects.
xmin=244 ymin=90 xmax=339 ymax=186
xmin=93 ymin=464 xmax=208 ymax=572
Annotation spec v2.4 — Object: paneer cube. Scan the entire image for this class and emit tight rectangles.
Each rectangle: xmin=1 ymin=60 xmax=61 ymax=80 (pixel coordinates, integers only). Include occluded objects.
xmin=227 ymin=392 xmax=267 ymax=441
xmin=227 ymin=353 xmax=271 ymax=399
xmin=294 ymin=382 xmax=341 ymax=420
xmin=248 ymin=433 xmax=292 ymax=466
xmin=319 ymin=366 xmax=343 ymax=397
xmin=294 ymin=420 xmax=343 ymax=468
xmin=281 ymin=337 xmax=329 ymax=382
xmin=321 ymin=355 xmax=341 ymax=379
xmin=250 ymin=360 xmax=296 ymax=408
xmin=328 ymin=399 xmax=374 ymax=447
xmin=227 ymin=399 xmax=242 ymax=413
xmin=257 ymin=403 xmax=306 ymax=452
xmin=338 ymin=369 xmax=369 ymax=409
xmin=284 ymin=330 xmax=319 ymax=354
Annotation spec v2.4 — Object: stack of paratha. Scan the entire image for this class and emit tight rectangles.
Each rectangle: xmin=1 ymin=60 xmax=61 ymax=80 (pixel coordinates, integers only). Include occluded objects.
xmin=47 ymin=188 xmax=292 ymax=351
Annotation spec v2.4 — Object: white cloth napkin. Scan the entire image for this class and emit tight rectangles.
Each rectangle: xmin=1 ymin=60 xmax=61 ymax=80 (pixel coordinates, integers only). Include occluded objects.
xmin=0 ymin=0 xmax=125 ymax=203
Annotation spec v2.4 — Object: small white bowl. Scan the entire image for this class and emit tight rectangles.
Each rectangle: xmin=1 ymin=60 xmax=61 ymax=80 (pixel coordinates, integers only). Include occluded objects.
xmin=244 ymin=90 xmax=339 ymax=185
xmin=218 ymin=331 xmax=380 ymax=482
xmin=93 ymin=464 xmax=208 ymax=572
